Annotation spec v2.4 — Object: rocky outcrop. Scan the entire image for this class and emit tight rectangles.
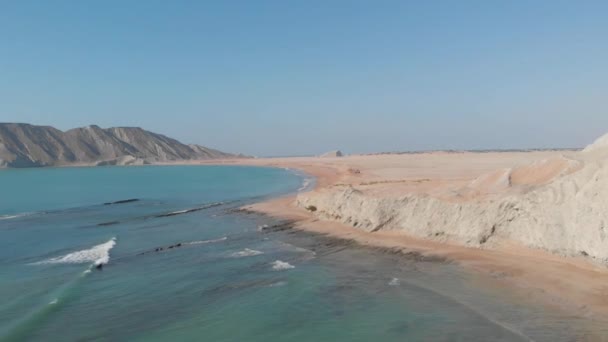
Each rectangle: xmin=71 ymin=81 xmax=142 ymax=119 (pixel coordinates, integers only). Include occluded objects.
xmin=95 ymin=155 xmax=147 ymax=166
xmin=0 ymin=123 xmax=241 ymax=168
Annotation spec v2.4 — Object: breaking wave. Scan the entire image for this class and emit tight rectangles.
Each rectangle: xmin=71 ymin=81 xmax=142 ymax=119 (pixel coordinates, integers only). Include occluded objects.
xmin=0 ymin=212 xmax=39 ymax=220
xmin=33 ymin=238 xmax=117 ymax=266
xmin=231 ymin=248 xmax=263 ymax=258
xmin=298 ymin=178 xmax=314 ymax=192
xmin=271 ymin=260 xmax=295 ymax=270
xmin=187 ymin=237 xmax=227 ymax=245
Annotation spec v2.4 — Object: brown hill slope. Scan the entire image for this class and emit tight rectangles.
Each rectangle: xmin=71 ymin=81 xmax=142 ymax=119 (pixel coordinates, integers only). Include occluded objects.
xmin=0 ymin=123 xmax=239 ymax=168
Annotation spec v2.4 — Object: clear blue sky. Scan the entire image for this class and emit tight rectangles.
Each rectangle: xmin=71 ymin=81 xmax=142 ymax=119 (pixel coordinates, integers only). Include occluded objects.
xmin=1 ymin=1 xmax=607 ymax=156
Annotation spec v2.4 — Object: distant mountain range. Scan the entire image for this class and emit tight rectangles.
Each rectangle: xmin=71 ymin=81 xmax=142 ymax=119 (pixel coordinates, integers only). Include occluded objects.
xmin=0 ymin=123 xmax=242 ymax=168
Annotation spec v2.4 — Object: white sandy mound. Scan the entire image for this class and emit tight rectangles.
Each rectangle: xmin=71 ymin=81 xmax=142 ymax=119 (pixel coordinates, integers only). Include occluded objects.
xmin=467 ymin=168 xmax=512 ymax=194
xmin=584 ymin=132 xmax=608 ymax=152
xmin=509 ymin=156 xmax=582 ymax=186
xmin=583 ymin=133 xmax=608 ymax=161
xmin=320 ymin=150 xmax=343 ymax=158
xmin=463 ymin=156 xmax=583 ymax=197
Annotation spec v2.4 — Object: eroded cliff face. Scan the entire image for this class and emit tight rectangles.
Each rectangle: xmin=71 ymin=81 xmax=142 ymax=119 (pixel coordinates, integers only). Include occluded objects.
xmin=297 ymin=143 xmax=608 ymax=262
xmin=0 ymin=123 xmax=240 ymax=168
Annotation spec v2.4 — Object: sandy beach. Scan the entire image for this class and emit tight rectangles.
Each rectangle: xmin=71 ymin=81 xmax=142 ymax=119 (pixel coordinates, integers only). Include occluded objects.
xmin=190 ymin=143 xmax=608 ymax=323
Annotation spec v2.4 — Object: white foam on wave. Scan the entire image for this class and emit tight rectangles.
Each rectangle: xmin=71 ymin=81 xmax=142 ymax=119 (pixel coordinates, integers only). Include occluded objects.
xmin=48 ymin=299 xmax=58 ymax=305
xmin=0 ymin=212 xmax=37 ymax=220
xmin=33 ymin=238 xmax=117 ymax=266
xmin=160 ymin=202 xmax=225 ymax=217
xmin=271 ymin=260 xmax=295 ymax=270
xmin=231 ymin=248 xmax=263 ymax=258
xmin=388 ymin=278 xmax=400 ymax=286
xmin=187 ymin=237 xmax=227 ymax=245
xmin=298 ymin=178 xmax=313 ymax=192
xmin=268 ymin=281 xmax=288 ymax=287
xmin=169 ymin=209 xmax=189 ymax=215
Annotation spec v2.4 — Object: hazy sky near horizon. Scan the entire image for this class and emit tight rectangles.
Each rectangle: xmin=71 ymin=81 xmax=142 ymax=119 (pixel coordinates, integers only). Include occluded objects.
xmin=1 ymin=1 xmax=607 ymax=156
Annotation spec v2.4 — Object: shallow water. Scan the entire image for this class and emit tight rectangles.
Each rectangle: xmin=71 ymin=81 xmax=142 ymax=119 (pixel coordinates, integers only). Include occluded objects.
xmin=0 ymin=166 xmax=602 ymax=341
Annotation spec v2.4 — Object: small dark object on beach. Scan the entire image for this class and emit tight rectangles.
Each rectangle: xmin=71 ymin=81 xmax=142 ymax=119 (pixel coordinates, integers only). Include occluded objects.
xmin=305 ymin=205 xmax=317 ymax=212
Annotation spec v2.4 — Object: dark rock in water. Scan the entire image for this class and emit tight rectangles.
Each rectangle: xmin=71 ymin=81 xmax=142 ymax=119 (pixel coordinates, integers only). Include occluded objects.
xmin=95 ymin=263 xmax=103 ymax=270
xmin=140 ymin=243 xmax=185 ymax=256
xmin=167 ymin=243 xmax=184 ymax=250
xmin=104 ymin=198 xmax=140 ymax=205
xmin=98 ymin=221 xmax=120 ymax=226
xmin=155 ymin=202 xmax=224 ymax=218
xmin=260 ymin=221 xmax=294 ymax=233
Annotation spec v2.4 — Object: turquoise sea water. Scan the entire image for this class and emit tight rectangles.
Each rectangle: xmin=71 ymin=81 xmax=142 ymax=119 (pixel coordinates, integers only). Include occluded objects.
xmin=0 ymin=166 xmax=602 ymax=341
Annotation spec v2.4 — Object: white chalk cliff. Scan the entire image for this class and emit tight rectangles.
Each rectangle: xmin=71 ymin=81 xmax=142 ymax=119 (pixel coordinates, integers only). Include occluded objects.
xmin=298 ymin=134 xmax=608 ymax=262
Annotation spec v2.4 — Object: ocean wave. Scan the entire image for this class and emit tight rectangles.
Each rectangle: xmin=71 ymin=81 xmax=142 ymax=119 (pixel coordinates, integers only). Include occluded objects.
xmin=187 ymin=237 xmax=227 ymax=245
xmin=388 ymin=278 xmax=400 ymax=286
xmin=0 ymin=212 xmax=38 ymax=220
xmin=33 ymin=238 xmax=117 ymax=266
xmin=298 ymin=178 xmax=313 ymax=192
xmin=271 ymin=260 xmax=295 ymax=270
xmin=231 ymin=248 xmax=263 ymax=258
xmin=267 ymin=280 xmax=288 ymax=287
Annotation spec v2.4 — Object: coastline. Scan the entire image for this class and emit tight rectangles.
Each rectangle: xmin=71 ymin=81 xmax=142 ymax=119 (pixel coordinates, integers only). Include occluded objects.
xmin=192 ymin=152 xmax=608 ymax=323
xmin=5 ymin=153 xmax=608 ymax=321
